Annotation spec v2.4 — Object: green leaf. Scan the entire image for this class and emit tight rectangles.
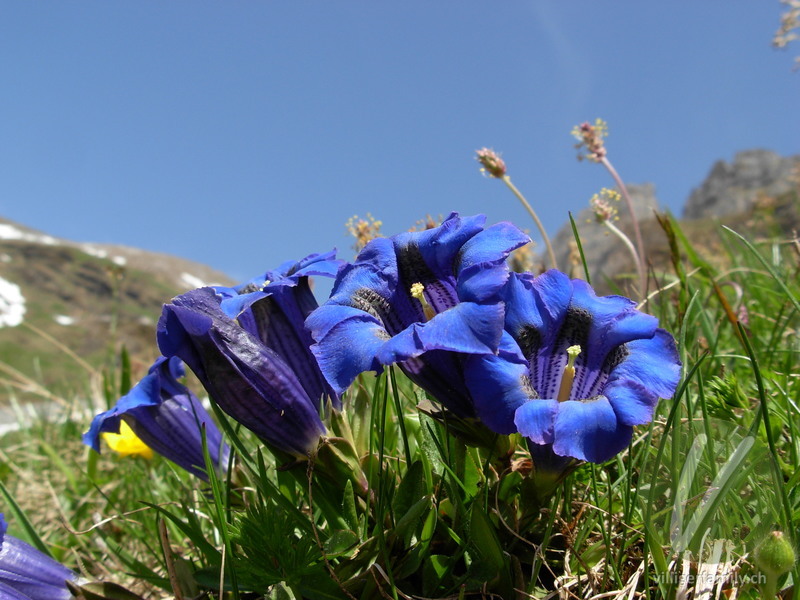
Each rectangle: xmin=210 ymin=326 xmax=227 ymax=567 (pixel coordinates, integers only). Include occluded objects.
xmin=568 ymin=211 xmax=591 ymax=284
xmin=0 ymin=478 xmax=53 ymax=557
xmin=140 ymin=502 xmax=221 ymax=563
xmin=118 ymin=345 xmax=132 ymax=396
xmin=66 ymin=581 xmax=147 ymax=600
xmin=323 ymin=529 xmax=359 ymax=558
xmin=266 ymin=583 xmax=295 ymax=600
xmin=423 ymin=554 xmax=452 ymax=596
xmin=393 ymin=459 xmax=425 ymax=519
xmin=294 ymin=568 xmax=350 ymax=600
xmin=341 ymin=479 xmax=359 ymax=534
xmin=393 ymin=496 xmax=433 ymax=547
xmin=468 ymin=500 xmax=505 ymax=574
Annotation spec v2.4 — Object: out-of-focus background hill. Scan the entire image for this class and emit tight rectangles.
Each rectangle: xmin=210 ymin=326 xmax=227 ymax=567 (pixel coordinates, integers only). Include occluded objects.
xmin=0 ymin=147 xmax=798 ymax=405
xmin=0 ymin=221 xmax=234 ymax=404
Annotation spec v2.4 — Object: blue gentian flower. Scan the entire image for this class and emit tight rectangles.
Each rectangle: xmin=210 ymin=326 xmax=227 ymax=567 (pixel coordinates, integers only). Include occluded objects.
xmin=83 ymin=356 xmax=229 ymax=481
xmin=0 ymin=514 xmax=77 ymax=600
xmin=157 ymin=251 xmax=343 ymax=457
xmin=306 ymin=213 xmax=529 ymax=418
xmin=464 ymin=270 xmax=681 ymax=463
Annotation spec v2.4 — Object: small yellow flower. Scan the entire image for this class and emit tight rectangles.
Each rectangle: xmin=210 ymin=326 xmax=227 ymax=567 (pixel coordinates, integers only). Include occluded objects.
xmin=102 ymin=421 xmax=154 ymax=459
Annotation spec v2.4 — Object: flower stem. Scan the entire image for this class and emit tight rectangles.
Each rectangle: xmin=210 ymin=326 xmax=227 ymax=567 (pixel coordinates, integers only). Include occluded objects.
xmin=501 ymin=175 xmax=558 ymax=270
xmin=600 ymin=156 xmax=647 ymax=294
xmin=603 ymin=220 xmax=643 ymax=292
xmin=762 ymin=573 xmax=778 ymax=599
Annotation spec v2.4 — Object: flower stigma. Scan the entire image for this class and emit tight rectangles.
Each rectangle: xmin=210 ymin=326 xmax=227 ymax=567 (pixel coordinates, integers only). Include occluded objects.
xmin=410 ymin=282 xmax=436 ymax=321
xmin=556 ymin=344 xmax=582 ymax=403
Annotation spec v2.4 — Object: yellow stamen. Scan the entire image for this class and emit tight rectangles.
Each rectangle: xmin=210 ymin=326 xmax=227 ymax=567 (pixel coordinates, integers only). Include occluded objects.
xmin=102 ymin=421 xmax=154 ymax=459
xmin=410 ymin=282 xmax=436 ymax=321
xmin=556 ymin=345 xmax=582 ymax=403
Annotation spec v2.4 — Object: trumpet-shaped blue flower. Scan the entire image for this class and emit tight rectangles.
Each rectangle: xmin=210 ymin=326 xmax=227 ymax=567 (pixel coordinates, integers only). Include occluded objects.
xmin=157 ymin=251 xmax=342 ymax=456
xmin=465 ymin=270 xmax=681 ymax=463
xmin=83 ymin=356 xmax=229 ymax=481
xmin=0 ymin=515 xmax=77 ymax=600
xmin=307 ymin=213 xmax=529 ymax=418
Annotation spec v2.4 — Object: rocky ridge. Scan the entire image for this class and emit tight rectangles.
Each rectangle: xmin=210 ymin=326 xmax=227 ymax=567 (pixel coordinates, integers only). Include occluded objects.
xmin=545 ymin=149 xmax=799 ymax=288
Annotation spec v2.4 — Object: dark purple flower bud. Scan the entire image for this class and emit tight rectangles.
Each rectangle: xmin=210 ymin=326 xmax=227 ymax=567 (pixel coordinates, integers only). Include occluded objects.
xmin=83 ymin=356 xmax=229 ymax=481
xmin=157 ymin=251 xmax=343 ymax=457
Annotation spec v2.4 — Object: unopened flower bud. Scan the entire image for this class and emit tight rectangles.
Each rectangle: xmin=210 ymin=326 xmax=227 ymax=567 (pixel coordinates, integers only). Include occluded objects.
xmin=754 ymin=531 xmax=796 ymax=577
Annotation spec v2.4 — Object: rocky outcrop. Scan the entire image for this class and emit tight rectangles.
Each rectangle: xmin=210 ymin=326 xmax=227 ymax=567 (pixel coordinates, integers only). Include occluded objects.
xmin=542 ymin=149 xmax=799 ymax=292
xmin=683 ymin=149 xmax=799 ymax=219
xmin=549 ymin=183 xmax=659 ymax=283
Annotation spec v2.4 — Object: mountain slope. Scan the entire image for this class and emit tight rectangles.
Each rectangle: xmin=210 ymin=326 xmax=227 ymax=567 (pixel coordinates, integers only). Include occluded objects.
xmin=0 ymin=218 xmax=234 ymax=403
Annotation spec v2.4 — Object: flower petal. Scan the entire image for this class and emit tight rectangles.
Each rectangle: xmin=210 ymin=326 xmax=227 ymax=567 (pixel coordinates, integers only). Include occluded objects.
xmin=242 ymin=280 xmax=336 ymax=407
xmin=551 ymin=396 xmax=632 ymax=463
xmin=393 ymin=213 xmax=486 ymax=279
xmin=457 ymin=221 xmax=531 ymax=271
xmin=308 ymin=305 xmax=388 ymax=396
xmin=83 ymin=356 xmax=229 ymax=480
xmin=464 ymin=332 xmax=534 ymax=434
xmin=270 ymin=249 xmax=343 ymax=282
xmin=456 ymin=223 xmax=530 ymax=302
xmin=0 ymin=581 xmax=33 ymax=599
xmin=569 ymin=279 xmax=658 ymax=371
xmin=514 ymin=399 xmax=559 ymax=445
xmin=375 ymin=302 xmax=504 ymax=364
xmin=607 ymin=329 xmax=682 ymax=399
xmin=504 ymin=271 xmax=572 ymax=355
xmin=604 ymin=379 xmax=660 ymax=427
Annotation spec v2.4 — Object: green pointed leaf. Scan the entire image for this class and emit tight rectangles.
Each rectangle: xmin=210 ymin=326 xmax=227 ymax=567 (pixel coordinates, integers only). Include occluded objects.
xmin=393 ymin=496 xmax=433 ymax=547
xmin=341 ymin=479 xmax=359 ymax=534
xmin=468 ymin=500 xmax=505 ymax=574
xmin=294 ymin=568 xmax=350 ymax=600
xmin=323 ymin=529 xmax=359 ymax=557
xmin=266 ymin=583 xmax=295 ymax=600
xmin=118 ymin=346 xmax=132 ymax=396
xmin=0 ymin=479 xmax=52 ymax=557
xmin=393 ymin=459 xmax=425 ymax=519
xmin=66 ymin=580 xmax=147 ymax=600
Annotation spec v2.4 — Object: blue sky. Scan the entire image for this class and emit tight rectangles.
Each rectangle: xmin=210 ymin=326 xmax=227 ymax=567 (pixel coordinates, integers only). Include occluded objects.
xmin=1 ymin=2 xmax=797 ymax=282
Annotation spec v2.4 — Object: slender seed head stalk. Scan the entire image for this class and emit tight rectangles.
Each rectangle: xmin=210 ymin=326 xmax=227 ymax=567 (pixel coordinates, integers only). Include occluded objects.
xmin=573 ymin=119 xmax=647 ymax=297
xmin=474 ymin=148 xmax=558 ymax=270
xmin=590 ymin=189 xmax=642 ymax=290
xmin=557 ymin=345 xmax=582 ymax=403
